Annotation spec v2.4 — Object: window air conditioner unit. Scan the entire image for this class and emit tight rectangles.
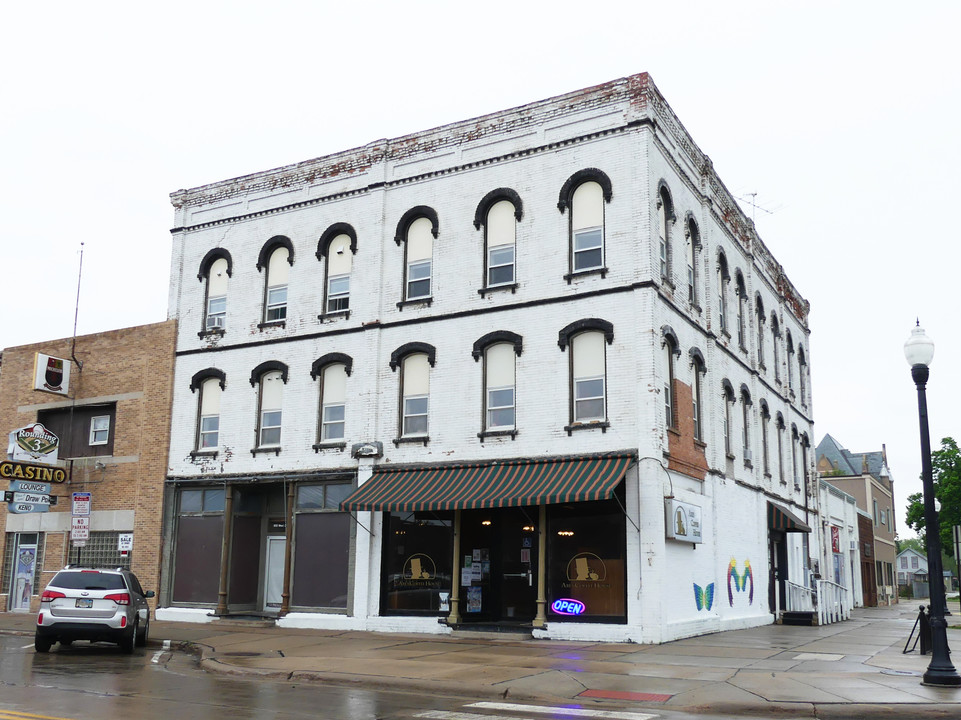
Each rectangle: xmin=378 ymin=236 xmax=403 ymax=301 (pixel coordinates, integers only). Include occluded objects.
xmin=850 ymin=541 xmax=857 ymax=551
xmin=207 ymin=316 xmax=225 ymax=329
xmin=743 ymin=447 xmax=753 ymax=462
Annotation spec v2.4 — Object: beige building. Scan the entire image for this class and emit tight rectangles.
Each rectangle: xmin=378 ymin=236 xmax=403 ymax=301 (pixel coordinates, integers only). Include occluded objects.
xmin=0 ymin=321 xmax=176 ymax=613
xmin=816 ymin=434 xmax=897 ymax=605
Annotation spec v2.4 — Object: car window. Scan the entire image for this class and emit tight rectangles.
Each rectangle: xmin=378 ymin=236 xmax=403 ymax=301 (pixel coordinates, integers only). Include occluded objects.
xmin=127 ymin=574 xmax=145 ymax=596
xmin=51 ymin=572 xmax=126 ymax=591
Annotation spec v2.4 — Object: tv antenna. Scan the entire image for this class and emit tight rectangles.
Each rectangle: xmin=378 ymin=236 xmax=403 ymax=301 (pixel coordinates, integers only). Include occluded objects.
xmin=737 ymin=193 xmax=779 ymax=223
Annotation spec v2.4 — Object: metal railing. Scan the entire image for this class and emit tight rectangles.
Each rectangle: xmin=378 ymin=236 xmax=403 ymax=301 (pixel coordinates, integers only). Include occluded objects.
xmin=817 ymin=580 xmax=851 ymax=625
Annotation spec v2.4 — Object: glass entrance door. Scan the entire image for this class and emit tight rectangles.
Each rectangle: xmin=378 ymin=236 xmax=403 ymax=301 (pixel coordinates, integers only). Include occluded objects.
xmin=10 ymin=534 xmax=38 ymax=613
xmin=459 ymin=508 xmax=537 ymax=623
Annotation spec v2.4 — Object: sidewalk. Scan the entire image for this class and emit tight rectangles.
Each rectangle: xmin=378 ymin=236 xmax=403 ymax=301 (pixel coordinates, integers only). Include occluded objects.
xmin=3 ymin=599 xmax=961 ymax=717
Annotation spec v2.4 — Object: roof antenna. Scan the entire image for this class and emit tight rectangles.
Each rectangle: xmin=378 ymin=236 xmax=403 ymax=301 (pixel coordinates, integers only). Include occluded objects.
xmin=71 ymin=242 xmax=84 ymax=372
xmin=738 ymin=193 xmax=778 ymax=223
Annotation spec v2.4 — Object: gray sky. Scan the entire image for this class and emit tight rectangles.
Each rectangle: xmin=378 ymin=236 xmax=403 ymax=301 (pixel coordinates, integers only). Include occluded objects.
xmin=2 ymin=2 xmax=958 ymax=535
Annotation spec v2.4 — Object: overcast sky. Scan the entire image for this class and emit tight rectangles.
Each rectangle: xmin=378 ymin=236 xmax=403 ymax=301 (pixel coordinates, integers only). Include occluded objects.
xmin=2 ymin=2 xmax=958 ymax=535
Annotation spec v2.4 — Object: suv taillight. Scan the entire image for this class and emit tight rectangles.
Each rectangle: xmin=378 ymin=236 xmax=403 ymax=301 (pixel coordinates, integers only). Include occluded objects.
xmin=104 ymin=592 xmax=130 ymax=605
xmin=40 ymin=590 xmax=65 ymax=603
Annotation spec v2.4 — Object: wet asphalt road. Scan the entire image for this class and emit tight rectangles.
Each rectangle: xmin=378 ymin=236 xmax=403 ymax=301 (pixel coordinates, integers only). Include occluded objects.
xmin=0 ymin=635 xmax=804 ymax=720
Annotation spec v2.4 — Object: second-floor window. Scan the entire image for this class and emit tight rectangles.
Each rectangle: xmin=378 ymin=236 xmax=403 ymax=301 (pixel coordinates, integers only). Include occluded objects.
xmin=325 ymin=235 xmax=352 ymax=314
xmin=257 ymin=369 xmax=285 ymax=447
xmin=259 ymin=239 xmax=293 ymax=324
xmin=320 ymin=363 xmax=348 ymax=441
xmin=484 ymin=342 xmax=516 ymax=431
xmin=401 ymin=353 xmax=430 ymax=436
xmin=571 ymin=331 xmax=607 ymax=423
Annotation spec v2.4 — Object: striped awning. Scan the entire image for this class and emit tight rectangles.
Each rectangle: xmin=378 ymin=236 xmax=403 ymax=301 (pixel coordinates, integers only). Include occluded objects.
xmin=768 ymin=501 xmax=811 ymax=533
xmin=340 ymin=454 xmax=633 ymax=512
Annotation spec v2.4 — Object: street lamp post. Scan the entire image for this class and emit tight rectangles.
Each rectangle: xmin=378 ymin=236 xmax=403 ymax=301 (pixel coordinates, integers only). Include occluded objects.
xmin=904 ymin=322 xmax=961 ymax=686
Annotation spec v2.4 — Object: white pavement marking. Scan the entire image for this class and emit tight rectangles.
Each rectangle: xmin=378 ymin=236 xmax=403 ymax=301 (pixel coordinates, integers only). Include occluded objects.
xmin=20 ymin=644 xmax=33 ymax=650
xmin=163 ymin=639 xmax=171 ymax=649
xmin=471 ymin=703 xmax=659 ymax=720
xmin=151 ymin=650 xmax=165 ymax=664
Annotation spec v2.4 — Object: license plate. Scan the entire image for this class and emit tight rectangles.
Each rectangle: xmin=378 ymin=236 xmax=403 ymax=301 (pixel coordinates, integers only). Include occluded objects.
xmin=76 ymin=598 xmax=93 ymax=608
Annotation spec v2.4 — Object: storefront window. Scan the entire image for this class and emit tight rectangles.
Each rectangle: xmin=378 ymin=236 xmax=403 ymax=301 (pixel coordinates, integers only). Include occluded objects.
xmin=292 ymin=482 xmax=352 ymax=609
xmin=383 ymin=511 xmax=452 ymax=614
xmin=172 ymin=487 xmax=225 ymax=604
xmin=547 ymin=498 xmax=626 ymax=622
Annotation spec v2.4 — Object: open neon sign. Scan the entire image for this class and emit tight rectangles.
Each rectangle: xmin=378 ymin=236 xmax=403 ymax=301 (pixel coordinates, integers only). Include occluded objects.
xmin=551 ymin=598 xmax=586 ymax=615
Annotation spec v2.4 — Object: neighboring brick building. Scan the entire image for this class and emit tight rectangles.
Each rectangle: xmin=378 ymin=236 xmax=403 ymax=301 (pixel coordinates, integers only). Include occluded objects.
xmin=0 ymin=321 xmax=177 ymax=613
xmin=161 ymin=73 xmax=818 ymax=642
xmin=816 ymin=434 xmax=897 ymax=605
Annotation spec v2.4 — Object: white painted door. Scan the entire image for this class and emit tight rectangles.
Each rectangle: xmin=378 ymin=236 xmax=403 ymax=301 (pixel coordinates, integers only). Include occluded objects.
xmin=264 ymin=537 xmax=285 ymax=610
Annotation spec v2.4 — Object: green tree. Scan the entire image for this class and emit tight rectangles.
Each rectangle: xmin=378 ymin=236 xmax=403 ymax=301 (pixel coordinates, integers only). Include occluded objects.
xmin=904 ymin=437 xmax=961 ymax=559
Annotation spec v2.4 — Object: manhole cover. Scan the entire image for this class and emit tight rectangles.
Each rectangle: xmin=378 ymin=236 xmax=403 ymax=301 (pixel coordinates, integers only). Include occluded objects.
xmin=881 ymin=669 xmax=922 ymax=677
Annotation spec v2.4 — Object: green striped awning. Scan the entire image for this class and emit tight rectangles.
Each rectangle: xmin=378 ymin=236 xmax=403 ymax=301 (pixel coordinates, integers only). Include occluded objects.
xmin=768 ymin=501 xmax=812 ymax=533
xmin=340 ymin=454 xmax=633 ymax=512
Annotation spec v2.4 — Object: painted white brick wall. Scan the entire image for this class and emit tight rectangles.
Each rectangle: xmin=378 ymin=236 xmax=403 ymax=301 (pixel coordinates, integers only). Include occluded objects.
xmin=165 ymin=74 xmax=817 ymax=643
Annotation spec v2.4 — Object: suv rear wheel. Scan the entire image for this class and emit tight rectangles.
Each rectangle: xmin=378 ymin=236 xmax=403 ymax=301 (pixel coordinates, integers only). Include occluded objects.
xmin=135 ymin=616 xmax=149 ymax=647
xmin=120 ymin=619 xmax=137 ymax=654
xmin=35 ymin=635 xmax=53 ymax=653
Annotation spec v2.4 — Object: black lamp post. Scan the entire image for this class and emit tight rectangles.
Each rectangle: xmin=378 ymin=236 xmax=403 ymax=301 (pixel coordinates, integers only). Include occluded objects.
xmin=904 ymin=322 xmax=960 ymax=686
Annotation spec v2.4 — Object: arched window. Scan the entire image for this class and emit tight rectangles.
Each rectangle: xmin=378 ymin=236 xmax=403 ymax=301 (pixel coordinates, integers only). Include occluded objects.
xmin=740 ymin=386 xmax=753 ymax=465
xmin=395 ymin=208 xmax=438 ymax=305
xmin=735 ymin=271 xmax=748 ymax=350
xmin=317 ymin=223 xmax=357 ymax=317
xmin=755 ymin=295 xmax=765 ymax=367
xmin=776 ymin=413 xmax=786 ymax=483
xmin=690 ymin=348 xmax=706 ymax=442
xmin=786 ymin=331 xmax=795 ymax=393
xmin=475 ymin=189 xmax=521 ymax=292
xmin=759 ymin=400 xmax=771 ymax=476
xmin=390 ymin=342 xmax=436 ymax=441
xmin=722 ymin=379 xmax=735 ymax=456
xmin=657 ymin=184 xmax=675 ymax=284
xmin=717 ymin=253 xmax=730 ymax=335
xmin=251 ymin=364 xmax=287 ymax=449
xmin=198 ymin=249 xmax=231 ymax=334
xmin=483 ymin=343 xmax=516 ymax=432
xmin=662 ymin=328 xmax=680 ymax=430
xmin=190 ymin=369 xmax=226 ymax=451
xmin=311 ymin=355 xmax=352 ymax=444
xmin=771 ymin=315 xmax=781 ymax=383
xmin=571 ymin=331 xmax=607 ymax=424
xmin=791 ymin=424 xmax=800 ymax=489
xmin=686 ymin=217 xmax=699 ymax=306
xmin=558 ymin=319 xmax=613 ymax=431
xmin=798 ymin=347 xmax=808 ymax=406
xmin=558 ymin=170 xmax=612 ymax=279
xmin=258 ymin=237 xmax=293 ymax=324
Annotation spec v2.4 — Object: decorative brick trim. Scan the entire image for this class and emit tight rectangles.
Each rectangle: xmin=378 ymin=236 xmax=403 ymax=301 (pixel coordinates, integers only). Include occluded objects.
xmin=256 ymin=235 xmax=294 ymax=271
xmin=394 ymin=206 xmax=439 ymax=245
xmin=189 ymin=368 xmax=226 ymax=392
xmin=316 ymin=222 xmax=358 ymax=260
xmin=249 ymin=360 xmax=289 ymax=386
xmin=557 ymin=318 xmax=614 ymax=350
xmin=473 ymin=188 xmax=523 ymax=229
xmin=197 ymin=247 xmax=233 ymax=281
xmin=310 ymin=353 xmax=354 ymax=379
xmin=472 ymin=331 xmax=523 ymax=361
xmin=389 ymin=342 xmax=436 ymax=371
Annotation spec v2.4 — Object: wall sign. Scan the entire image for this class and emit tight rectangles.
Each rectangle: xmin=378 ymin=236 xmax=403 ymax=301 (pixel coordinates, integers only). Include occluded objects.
xmin=33 ymin=354 xmax=70 ymax=396
xmin=664 ymin=498 xmax=702 ymax=544
xmin=551 ymin=598 xmax=586 ymax=615
xmin=8 ymin=424 xmax=60 ymax=464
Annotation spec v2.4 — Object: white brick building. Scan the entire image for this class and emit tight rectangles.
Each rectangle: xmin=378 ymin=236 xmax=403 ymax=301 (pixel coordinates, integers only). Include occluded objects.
xmin=159 ymin=73 xmax=819 ymax=643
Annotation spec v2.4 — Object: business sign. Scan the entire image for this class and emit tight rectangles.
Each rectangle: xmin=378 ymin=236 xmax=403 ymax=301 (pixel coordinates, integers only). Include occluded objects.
xmin=71 ymin=517 xmax=89 ymax=541
xmin=118 ymin=534 xmax=133 ymax=553
xmin=0 ymin=461 xmax=66 ymax=484
xmin=72 ymin=492 xmax=91 ymax=516
xmin=8 ymin=424 xmax=59 ymax=464
xmin=551 ymin=598 xmax=586 ymax=616
xmin=33 ymin=354 xmax=70 ymax=396
xmin=664 ymin=498 xmax=703 ymax=544
xmin=831 ymin=525 xmax=841 ymax=553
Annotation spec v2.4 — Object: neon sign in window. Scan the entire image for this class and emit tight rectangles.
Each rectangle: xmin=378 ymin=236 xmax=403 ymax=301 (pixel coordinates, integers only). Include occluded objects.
xmin=551 ymin=598 xmax=586 ymax=615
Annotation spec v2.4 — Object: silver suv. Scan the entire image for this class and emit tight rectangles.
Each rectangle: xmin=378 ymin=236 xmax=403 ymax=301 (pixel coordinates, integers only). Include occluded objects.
xmin=35 ymin=566 xmax=153 ymax=653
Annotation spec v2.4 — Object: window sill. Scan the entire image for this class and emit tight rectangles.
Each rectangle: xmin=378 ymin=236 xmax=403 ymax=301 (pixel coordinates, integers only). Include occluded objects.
xmin=190 ymin=449 xmax=219 ymax=459
xmin=660 ymin=277 xmax=675 ymax=291
xmin=725 ymin=452 xmax=736 ymax=460
xmin=764 ymin=472 xmax=772 ymax=479
xmin=393 ymin=435 xmax=429 ymax=447
xmin=689 ymin=302 xmax=702 ymax=315
xmin=721 ymin=329 xmax=731 ymax=340
xmin=251 ymin=446 xmax=282 ymax=456
xmin=313 ymin=442 xmax=347 ymax=452
xmin=743 ymin=459 xmax=754 ymax=469
xmin=258 ymin=320 xmax=286 ymax=331
xmin=478 ymin=429 xmax=518 ymax=441
xmin=666 ymin=426 xmax=681 ymax=438
xmin=694 ymin=438 xmax=707 ymax=449
xmin=758 ymin=362 xmax=766 ymax=373
xmin=477 ymin=283 xmax=518 ymax=298
xmin=564 ymin=421 xmax=609 ymax=436
xmin=318 ymin=310 xmax=350 ymax=322
xmin=396 ymin=297 xmax=433 ymax=311
xmin=198 ymin=328 xmax=225 ymax=340
xmin=564 ymin=267 xmax=608 ymax=284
